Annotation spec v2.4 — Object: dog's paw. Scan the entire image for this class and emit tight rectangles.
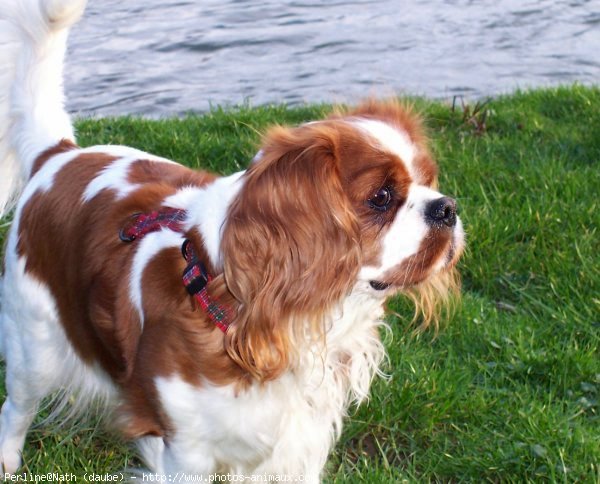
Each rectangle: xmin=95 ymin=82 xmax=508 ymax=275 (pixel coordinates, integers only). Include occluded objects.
xmin=0 ymin=446 xmax=22 ymax=475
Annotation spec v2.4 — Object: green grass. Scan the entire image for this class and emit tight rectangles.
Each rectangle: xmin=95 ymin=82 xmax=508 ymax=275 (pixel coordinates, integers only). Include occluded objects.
xmin=1 ymin=85 xmax=598 ymax=482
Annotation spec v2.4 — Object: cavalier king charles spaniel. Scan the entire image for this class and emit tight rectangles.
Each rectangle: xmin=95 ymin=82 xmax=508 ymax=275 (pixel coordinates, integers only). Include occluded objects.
xmin=0 ymin=0 xmax=463 ymax=479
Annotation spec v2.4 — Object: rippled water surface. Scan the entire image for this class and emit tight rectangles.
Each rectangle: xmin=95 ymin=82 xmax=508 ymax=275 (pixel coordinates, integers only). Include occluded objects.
xmin=65 ymin=0 xmax=599 ymax=116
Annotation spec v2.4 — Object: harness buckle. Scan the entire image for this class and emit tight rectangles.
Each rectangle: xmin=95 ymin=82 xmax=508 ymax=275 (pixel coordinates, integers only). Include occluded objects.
xmin=183 ymin=259 xmax=210 ymax=296
xmin=119 ymin=212 xmax=142 ymax=242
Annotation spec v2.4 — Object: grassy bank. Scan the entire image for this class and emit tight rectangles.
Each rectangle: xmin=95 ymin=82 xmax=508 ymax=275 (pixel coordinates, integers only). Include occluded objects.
xmin=1 ymin=85 xmax=598 ymax=481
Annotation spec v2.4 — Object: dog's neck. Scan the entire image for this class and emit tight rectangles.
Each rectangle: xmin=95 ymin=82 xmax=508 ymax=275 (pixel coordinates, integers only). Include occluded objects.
xmin=313 ymin=283 xmax=387 ymax=398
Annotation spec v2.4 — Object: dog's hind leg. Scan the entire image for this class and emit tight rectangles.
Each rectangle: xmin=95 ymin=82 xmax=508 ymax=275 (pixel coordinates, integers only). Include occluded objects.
xmin=0 ymin=370 xmax=42 ymax=474
xmin=0 ymin=0 xmax=87 ymax=469
xmin=0 ymin=263 xmax=67 ymax=473
xmin=136 ymin=437 xmax=166 ymax=475
xmin=0 ymin=318 xmax=54 ymax=474
xmin=0 ymin=0 xmax=99 ymax=473
xmin=0 ymin=250 xmax=118 ymax=474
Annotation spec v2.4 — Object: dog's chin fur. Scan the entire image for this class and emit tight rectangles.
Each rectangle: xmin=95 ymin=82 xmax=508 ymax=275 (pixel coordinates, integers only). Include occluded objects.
xmin=0 ymin=0 xmax=463 ymax=478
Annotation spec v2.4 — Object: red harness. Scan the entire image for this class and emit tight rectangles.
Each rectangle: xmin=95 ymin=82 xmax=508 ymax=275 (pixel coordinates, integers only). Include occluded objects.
xmin=119 ymin=208 xmax=233 ymax=333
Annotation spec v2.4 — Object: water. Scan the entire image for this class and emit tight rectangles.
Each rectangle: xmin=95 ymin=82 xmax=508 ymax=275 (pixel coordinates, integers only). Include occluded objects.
xmin=65 ymin=0 xmax=600 ymax=117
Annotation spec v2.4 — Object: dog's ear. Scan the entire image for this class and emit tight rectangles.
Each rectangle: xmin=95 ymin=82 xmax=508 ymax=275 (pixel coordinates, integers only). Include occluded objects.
xmin=221 ymin=123 xmax=362 ymax=381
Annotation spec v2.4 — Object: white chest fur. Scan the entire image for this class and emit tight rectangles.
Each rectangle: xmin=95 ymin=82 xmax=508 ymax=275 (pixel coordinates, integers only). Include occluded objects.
xmin=153 ymin=285 xmax=387 ymax=480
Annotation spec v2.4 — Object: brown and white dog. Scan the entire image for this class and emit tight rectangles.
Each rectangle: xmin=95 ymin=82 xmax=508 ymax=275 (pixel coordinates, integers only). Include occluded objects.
xmin=0 ymin=0 xmax=463 ymax=479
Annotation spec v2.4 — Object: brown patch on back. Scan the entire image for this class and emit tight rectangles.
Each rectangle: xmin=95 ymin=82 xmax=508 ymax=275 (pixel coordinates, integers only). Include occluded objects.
xmin=19 ymin=152 xmax=130 ymax=378
xmin=128 ymin=159 xmax=216 ymax=188
xmin=31 ymin=139 xmax=78 ymax=176
xmin=18 ymin=152 xmax=218 ymax=381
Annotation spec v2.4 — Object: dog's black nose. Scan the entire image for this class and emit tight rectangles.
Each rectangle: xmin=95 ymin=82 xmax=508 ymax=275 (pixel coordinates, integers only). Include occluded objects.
xmin=425 ymin=197 xmax=457 ymax=228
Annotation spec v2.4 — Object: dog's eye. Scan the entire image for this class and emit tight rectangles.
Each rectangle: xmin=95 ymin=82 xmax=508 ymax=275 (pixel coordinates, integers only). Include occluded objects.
xmin=368 ymin=186 xmax=393 ymax=211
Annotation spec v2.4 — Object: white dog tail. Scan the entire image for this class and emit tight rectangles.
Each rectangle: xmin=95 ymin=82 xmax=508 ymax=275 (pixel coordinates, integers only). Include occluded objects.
xmin=0 ymin=0 xmax=86 ymax=218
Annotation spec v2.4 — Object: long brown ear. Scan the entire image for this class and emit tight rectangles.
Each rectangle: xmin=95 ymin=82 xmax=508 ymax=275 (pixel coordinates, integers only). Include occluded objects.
xmin=221 ymin=123 xmax=362 ymax=381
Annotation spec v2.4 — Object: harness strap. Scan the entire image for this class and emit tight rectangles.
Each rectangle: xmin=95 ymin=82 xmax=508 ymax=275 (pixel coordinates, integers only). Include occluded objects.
xmin=181 ymin=240 xmax=233 ymax=333
xmin=119 ymin=209 xmax=232 ymax=333
xmin=119 ymin=208 xmax=187 ymax=242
